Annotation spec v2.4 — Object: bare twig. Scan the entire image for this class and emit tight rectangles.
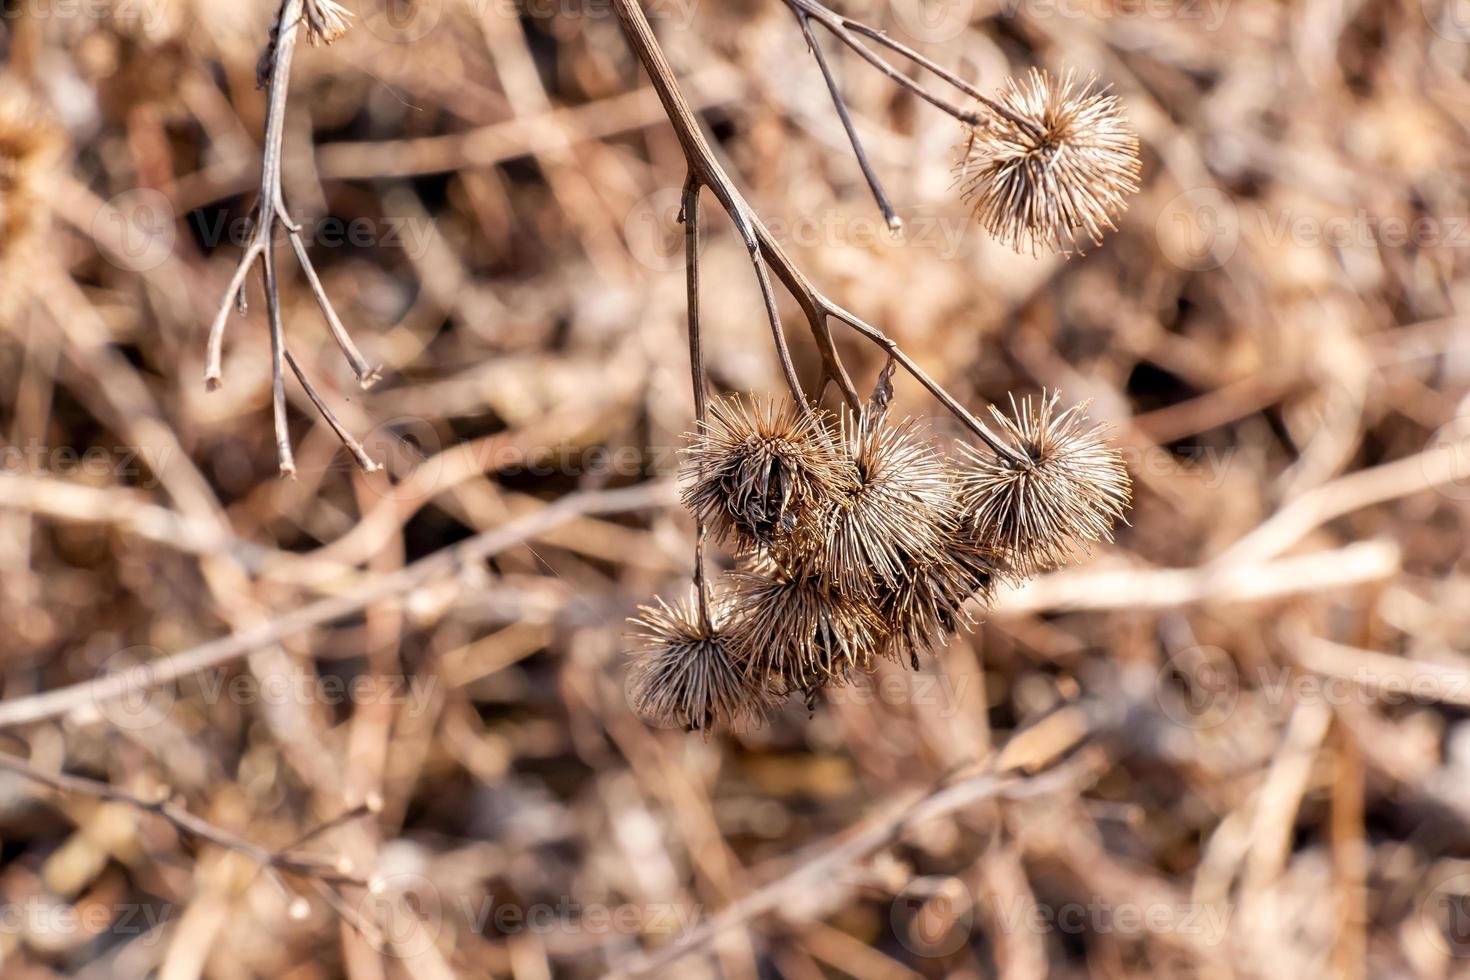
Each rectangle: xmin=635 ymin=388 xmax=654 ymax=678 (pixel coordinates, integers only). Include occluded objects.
xmin=681 ymin=175 xmax=714 ymax=630
xmin=204 ymin=0 xmax=379 ymax=476
xmin=0 ymin=751 xmax=368 ymax=889
xmin=794 ymin=10 xmax=900 ymax=232
xmin=782 ymin=0 xmax=1043 ymax=139
xmin=610 ymin=0 xmax=1029 ymax=464
xmin=0 ymin=480 xmax=676 ymax=729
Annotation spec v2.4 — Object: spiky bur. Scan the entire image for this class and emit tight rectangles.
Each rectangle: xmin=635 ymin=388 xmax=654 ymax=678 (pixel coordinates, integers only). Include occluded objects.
xmin=957 ymin=69 xmax=1141 ymax=257
xmin=681 ymin=398 xmax=852 ymax=552
xmin=878 ymin=533 xmax=1006 ymax=671
xmin=725 ymin=569 xmax=886 ymax=701
xmin=627 ymin=593 xmax=773 ymax=735
xmin=811 ymin=411 xmax=956 ymax=597
xmin=957 ymin=392 xmax=1131 ymax=577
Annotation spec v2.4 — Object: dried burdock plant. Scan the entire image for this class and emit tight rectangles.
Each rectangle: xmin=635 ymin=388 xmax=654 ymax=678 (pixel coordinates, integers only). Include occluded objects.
xmin=606 ymin=0 xmax=1138 ymax=730
xmin=813 ymin=410 xmax=955 ymax=597
xmin=957 ymin=69 xmax=1142 ymax=257
xmin=681 ymin=397 xmax=851 ymax=552
xmin=958 ymin=392 xmax=1131 ymax=577
xmin=628 ymin=593 xmax=773 ymax=735
xmin=725 ymin=568 xmax=887 ymax=700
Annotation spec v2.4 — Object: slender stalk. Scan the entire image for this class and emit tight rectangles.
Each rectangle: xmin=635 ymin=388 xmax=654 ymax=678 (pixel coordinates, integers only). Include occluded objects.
xmin=680 ymin=174 xmax=713 ymax=631
xmin=204 ymin=0 xmax=380 ymax=473
xmin=795 ymin=11 xmax=900 ymax=232
xmin=608 ymin=0 xmax=1028 ymax=467
xmin=783 ymin=0 xmax=1044 ymax=140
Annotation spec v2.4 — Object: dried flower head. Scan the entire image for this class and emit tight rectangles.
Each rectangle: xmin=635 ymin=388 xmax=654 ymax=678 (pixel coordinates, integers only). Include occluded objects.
xmin=958 ymin=392 xmax=1130 ymax=576
xmin=627 ymin=593 xmax=771 ymax=734
xmin=304 ymin=0 xmax=352 ymax=45
xmin=682 ymin=398 xmax=851 ymax=551
xmin=813 ymin=411 xmax=956 ymax=597
xmin=958 ymin=69 xmax=1141 ymax=256
xmin=726 ymin=568 xmax=886 ymax=697
xmin=880 ymin=535 xmax=1005 ymax=670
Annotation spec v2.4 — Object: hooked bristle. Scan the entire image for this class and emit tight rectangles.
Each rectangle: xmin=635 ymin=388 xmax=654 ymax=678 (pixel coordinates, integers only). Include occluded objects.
xmin=725 ymin=568 xmax=886 ymax=698
xmin=811 ymin=410 xmax=957 ymax=597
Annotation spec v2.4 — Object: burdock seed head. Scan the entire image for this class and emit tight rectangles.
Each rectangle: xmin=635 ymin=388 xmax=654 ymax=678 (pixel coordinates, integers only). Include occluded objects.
xmin=814 ymin=410 xmax=957 ymax=597
xmin=879 ymin=535 xmax=1005 ymax=671
xmin=627 ymin=592 xmax=772 ymax=735
xmin=958 ymin=391 xmax=1130 ymax=576
xmin=725 ymin=568 xmax=886 ymax=698
xmin=958 ymin=69 xmax=1141 ymax=257
xmin=681 ymin=397 xmax=851 ymax=552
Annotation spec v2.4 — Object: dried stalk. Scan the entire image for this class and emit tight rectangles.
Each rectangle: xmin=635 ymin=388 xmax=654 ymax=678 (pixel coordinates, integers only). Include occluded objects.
xmin=204 ymin=0 xmax=380 ymax=477
xmin=610 ymin=0 xmax=1029 ymax=467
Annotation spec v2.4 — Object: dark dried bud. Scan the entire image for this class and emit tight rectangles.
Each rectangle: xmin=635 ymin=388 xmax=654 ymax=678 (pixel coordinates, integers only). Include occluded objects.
xmin=682 ymin=398 xmax=851 ymax=551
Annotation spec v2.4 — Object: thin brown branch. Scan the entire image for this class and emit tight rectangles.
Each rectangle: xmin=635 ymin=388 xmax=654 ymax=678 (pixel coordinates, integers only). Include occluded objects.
xmin=782 ymin=0 xmax=1044 ymax=140
xmin=680 ymin=174 xmax=714 ymax=631
xmin=0 ymin=751 xmax=367 ymax=888
xmin=610 ymin=0 xmax=1026 ymax=463
xmin=794 ymin=10 xmax=900 ymax=231
xmin=203 ymin=0 xmax=380 ymax=475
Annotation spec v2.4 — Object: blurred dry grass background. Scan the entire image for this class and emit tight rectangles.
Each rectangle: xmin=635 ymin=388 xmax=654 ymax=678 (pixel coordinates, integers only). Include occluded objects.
xmin=4 ymin=0 xmax=1470 ymax=976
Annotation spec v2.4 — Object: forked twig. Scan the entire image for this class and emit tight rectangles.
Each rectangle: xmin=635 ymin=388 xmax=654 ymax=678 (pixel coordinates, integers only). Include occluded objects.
xmin=610 ymin=0 xmax=1030 ymax=467
xmin=204 ymin=0 xmax=380 ymax=477
xmin=782 ymin=0 xmax=1043 ymax=139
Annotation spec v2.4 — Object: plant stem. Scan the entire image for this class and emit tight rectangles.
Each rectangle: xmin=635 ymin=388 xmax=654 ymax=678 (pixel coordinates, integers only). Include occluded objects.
xmin=608 ymin=0 xmax=1029 ymax=467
